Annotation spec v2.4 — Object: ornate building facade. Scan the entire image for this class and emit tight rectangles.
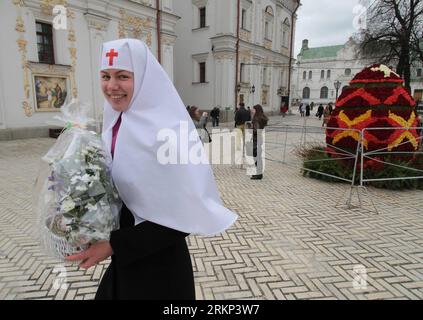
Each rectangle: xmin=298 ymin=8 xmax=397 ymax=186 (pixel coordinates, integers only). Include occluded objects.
xmin=292 ymin=38 xmax=423 ymax=107
xmin=173 ymin=0 xmax=300 ymax=115
xmin=0 ymin=0 xmax=178 ymax=135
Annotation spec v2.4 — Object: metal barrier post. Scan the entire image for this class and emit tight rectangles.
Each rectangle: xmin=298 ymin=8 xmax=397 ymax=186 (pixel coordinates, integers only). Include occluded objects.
xmin=282 ymin=125 xmax=288 ymax=163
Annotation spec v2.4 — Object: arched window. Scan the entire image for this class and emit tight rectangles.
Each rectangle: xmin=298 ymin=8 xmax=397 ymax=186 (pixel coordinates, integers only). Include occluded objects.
xmin=321 ymin=70 xmax=325 ymax=79
xmin=240 ymin=63 xmax=245 ymax=82
xmin=308 ymin=71 xmax=312 ymax=79
xmin=345 ymin=68 xmax=351 ymax=76
xmin=282 ymin=18 xmax=290 ymax=48
xmin=303 ymin=87 xmax=310 ymax=99
xmin=320 ymin=86 xmax=328 ymax=99
xmin=264 ymin=6 xmax=274 ymax=40
xmin=327 ymin=70 xmax=331 ymax=79
xmin=303 ymin=71 xmax=306 ymax=80
xmin=265 ymin=6 xmax=274 ymax=15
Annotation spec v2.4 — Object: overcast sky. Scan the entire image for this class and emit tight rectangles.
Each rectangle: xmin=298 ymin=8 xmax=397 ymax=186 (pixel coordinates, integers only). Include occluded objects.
xmin=294 ymin=0 xmax=362 ymax=56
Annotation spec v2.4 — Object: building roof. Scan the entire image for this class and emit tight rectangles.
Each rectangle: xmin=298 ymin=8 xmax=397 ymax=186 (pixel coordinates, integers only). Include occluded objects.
xmin=299 ymin=45 xmax=344 ymax=60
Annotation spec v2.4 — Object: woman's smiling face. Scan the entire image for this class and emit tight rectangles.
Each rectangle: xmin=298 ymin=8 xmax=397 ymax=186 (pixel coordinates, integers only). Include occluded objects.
xmin=101 ymin=69 xmax=134 ymax=112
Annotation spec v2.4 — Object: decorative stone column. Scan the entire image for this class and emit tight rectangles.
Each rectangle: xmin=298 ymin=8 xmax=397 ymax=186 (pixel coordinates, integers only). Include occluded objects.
xmin=85 ymin=13 xmax=109 ymax=132
xmin=214 ymin=52 xmax=235 ymax=111
xmin=13 ymin=0 xmax=32 ymax=117
xmin=161 ymin=34 xmax=177 ymax=81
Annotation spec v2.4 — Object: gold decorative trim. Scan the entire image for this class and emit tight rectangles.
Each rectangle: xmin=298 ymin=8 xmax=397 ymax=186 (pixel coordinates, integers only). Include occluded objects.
xmin=146 ymin=32 xmax=152 ymax=47
xmin=40 ymin=0 xmax=67 ymax=16
xmin=240 ymin=29 xmax=251 ymax=42
xmin=264 ymin=39 xmax=272 ymax=50
xmin=15 ymin=16 xmax=25 ymax=32
xmin=13 ymin=0 xmax=25 ymax=7
xmin=119 ymin=9 xmax=152 ymax=48
xmin=67 ymin=8 xmax=78 ymax=99
xmin=68 ymin=29 xmax=75 ymax=42
xmin=22 ymin=101 xmax=32 ymax=117
xmin=13 ymin=0 xmax=32 ymax=116
xmin=214 ymin=53 xmax=235 ymax=61
xmin=91 ymin=22 xmax=107 ymax=31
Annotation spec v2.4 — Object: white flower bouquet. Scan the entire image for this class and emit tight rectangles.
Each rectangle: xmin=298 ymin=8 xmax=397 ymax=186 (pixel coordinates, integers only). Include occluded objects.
xmin=34 ymin=101 xmax=121 ymax=260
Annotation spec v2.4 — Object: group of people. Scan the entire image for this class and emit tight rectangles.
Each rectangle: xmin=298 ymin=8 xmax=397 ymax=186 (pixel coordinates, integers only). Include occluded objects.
xmin=186 ymin=102 xmax=268 ymax=180
xmin=299 ymin=102 xmax=334 ymax=127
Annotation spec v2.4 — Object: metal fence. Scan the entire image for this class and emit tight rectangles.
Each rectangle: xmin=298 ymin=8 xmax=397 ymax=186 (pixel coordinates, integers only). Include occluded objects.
xmin=267 ymin=123 xmax=423 ymax=213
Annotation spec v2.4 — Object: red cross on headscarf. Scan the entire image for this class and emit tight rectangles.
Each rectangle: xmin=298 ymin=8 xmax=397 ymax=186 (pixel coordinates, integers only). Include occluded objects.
xmin=106 ymin=49 xmax=118 ymax=66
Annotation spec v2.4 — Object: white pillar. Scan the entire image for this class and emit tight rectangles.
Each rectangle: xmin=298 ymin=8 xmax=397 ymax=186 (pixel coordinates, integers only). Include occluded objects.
xmin=162 ymin=43 xmax=174 ymax=82
xmin=214 ymin=55 xmax=235 ymax=109
xmin=85 ymin=15 xmax=109 ymax=132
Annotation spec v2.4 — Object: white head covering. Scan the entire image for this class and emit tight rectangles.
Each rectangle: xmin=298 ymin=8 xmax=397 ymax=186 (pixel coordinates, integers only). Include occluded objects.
xmin=101 ymin=39 xmax=238 ymax=236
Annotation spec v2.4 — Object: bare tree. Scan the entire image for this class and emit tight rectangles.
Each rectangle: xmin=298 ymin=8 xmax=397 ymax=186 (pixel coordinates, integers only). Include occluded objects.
xmin=355 ymin=0 xmax=423 ymax=92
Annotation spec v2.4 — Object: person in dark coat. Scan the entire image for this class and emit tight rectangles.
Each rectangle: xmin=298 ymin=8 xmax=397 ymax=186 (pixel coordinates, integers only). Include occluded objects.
xmin=65 ymin=38 xmax=237 ymax=300
xmin=248 ymin=104 xmax=268 ymax=180
xmin=317 ymin=104 xmax=324 ymax=120
xmin=210 ymin=107 xmax=220 ymax=127
xmin=305 ymin=104 xmax=310 ymax=117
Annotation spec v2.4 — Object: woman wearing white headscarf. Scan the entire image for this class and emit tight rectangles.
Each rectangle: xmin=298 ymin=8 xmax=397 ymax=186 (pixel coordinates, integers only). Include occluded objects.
xmin=65 ymin=39 xmax=238 ymax=299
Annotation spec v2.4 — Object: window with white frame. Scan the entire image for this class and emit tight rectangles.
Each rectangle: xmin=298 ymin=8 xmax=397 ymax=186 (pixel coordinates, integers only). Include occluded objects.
xmin=192 ymin=0 xmax=208 ymax=29
xmin=345 ymin=68 xmax=351 ymax=76
xmin=309 ymin=71 xmax=312 ymax=80
xmin=192 ymin=53 xmax=208 ymax=83
xmin=199 ymin=62 xmax=206 ymax=83
xmin=303 ymin=71 xmax=306 ymax=80
xmin=417 ymin=68 xmax=422 ymax=77
xmin=321 ymin=70 xmax=325 ymax=79
xmin=199 ymin=7 xmax=206 ymax=28
xmin=240 ymin=0 xmax=252 ymax=31
xmin=36 ymin=21 xmax=55 ymax=64
xmin=320 ymin=86 xmax=329 ymax=99
xmin=327 ymin=70 xmax=331 ymax=79
xmin=241 ymin=9 xmax=247 ymax=29
xmin=263 ymin=67 xmax=268 ymax=85
xmin=240 ymin=63 xmax=246 ymax=82
xmin=264 ymin=21 xmax=270 ymax=39
xmin=264 ymin=6 xmax=274 ymax=40
xmin=282 ymin=18 xmax=290 ymax=48
xmin=303 ymin=87 xmax=310 ymax=99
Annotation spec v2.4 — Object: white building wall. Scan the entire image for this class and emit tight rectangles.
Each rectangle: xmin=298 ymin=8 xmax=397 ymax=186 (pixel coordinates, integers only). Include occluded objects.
xmin=0 ymin=0 xmax=178 ymax=132
xmin=174 ymin=0 xmax=298 ymax=114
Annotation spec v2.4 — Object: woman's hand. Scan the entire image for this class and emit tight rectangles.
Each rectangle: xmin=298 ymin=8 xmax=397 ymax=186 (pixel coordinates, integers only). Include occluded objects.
xmin=65 ymin=240 xmax=113 ymax=269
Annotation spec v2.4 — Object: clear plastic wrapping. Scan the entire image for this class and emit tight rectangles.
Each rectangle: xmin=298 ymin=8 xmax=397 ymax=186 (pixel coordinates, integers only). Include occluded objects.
xmin=34 ymin=101 xmax=121 ymax=260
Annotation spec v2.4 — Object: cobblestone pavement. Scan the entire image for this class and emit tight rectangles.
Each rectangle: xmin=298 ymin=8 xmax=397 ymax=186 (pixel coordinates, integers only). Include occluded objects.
xmin=0 ymin=114 xmax=422 ymax=300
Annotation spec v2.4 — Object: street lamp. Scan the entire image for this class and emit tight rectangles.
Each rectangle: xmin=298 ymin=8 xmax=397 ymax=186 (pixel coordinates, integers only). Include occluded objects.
xmin=334 ymin=80 xmax=341 ymax=99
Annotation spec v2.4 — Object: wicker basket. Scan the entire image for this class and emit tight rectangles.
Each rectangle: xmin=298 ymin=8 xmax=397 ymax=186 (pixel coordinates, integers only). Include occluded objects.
xmin=41 ymin=225 xmax=89 ymax=260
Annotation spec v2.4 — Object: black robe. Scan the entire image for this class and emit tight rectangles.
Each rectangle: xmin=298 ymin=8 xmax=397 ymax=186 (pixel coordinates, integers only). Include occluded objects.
xmin=95 ymin=203 xmax=195 ymax=300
